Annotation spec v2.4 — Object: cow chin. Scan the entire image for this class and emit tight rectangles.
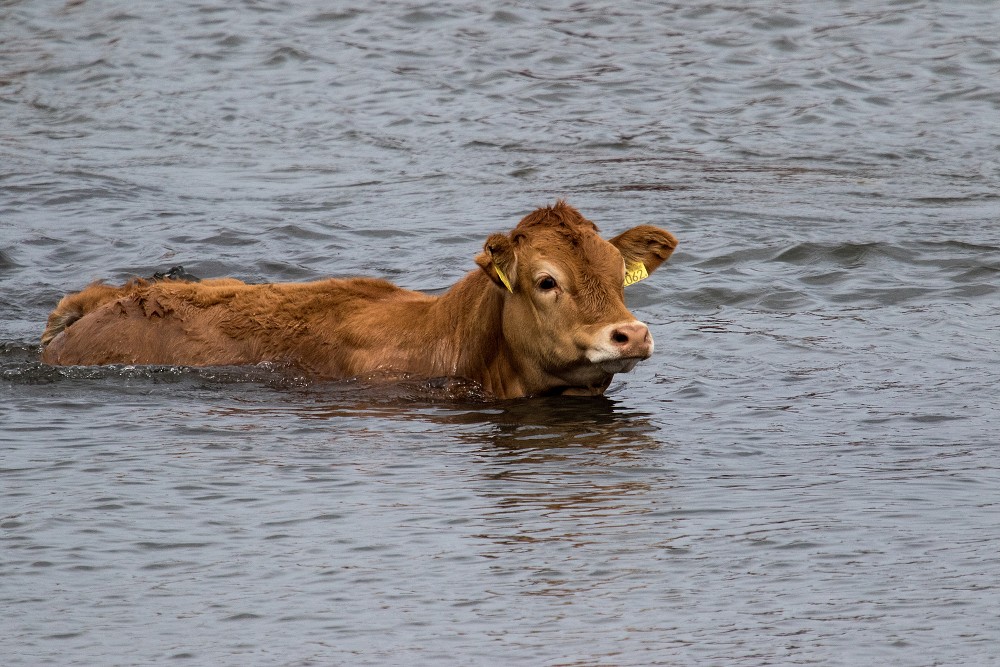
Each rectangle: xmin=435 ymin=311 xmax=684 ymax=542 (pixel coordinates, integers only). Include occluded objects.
xmin=598 ymin=357 xmax=642 ymax=374
xmin=583 ymin=347 xmax=649 ymax=377
xmin=544 ymin=345 xmax=649 ymax=395
xmin=558 ymin=381 xmax=612 ymax=397
xmin=548 ymin=359 xmax=630 ymax=396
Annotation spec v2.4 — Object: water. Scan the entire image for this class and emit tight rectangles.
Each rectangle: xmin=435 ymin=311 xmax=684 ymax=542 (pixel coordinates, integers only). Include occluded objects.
xmin=2 ymin=1 xmax=1000 ymax=664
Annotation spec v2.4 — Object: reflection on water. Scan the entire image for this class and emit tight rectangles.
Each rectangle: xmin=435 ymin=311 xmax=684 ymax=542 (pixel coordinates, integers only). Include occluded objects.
xmin=310 ymin=391 xmax=665 ymax=522
xmin=133 ymin=374 xmax=674 ymax=558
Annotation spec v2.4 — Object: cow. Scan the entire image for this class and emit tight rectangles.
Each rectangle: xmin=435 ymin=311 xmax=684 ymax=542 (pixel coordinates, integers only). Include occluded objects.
xmin=40 ymin=201 xmax=678 ymax=399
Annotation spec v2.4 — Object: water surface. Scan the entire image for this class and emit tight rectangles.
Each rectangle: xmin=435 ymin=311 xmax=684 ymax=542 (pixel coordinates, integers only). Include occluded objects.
xmin=2 ymin=1 xmax=999 ymax=664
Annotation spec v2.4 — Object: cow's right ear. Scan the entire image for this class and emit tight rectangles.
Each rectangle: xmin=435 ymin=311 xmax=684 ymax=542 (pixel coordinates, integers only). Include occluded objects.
xmin=475 ymin=233 xmax=518 ymax=293
xmin=609 ymin=225 xmax=679 ymax=283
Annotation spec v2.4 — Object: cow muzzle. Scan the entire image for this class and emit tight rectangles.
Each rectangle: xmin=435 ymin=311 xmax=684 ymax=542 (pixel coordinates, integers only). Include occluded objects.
xmin=585 ymin=320 xmax=654 ymax=372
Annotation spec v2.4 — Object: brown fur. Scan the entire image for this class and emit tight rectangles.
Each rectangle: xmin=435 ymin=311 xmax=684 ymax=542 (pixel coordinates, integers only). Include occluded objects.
xmin=41 ymin=201 xmax=678 ymax=398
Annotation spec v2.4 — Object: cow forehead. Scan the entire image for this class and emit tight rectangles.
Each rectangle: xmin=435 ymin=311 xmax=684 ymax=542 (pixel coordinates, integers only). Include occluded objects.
xmin=519 ymin=228 xmax=624 ymax=291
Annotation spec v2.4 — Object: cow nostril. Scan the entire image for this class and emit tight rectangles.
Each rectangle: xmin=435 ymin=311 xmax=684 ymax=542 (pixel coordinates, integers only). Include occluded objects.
xmin=609 ymin=322 xmax=652 ymax=351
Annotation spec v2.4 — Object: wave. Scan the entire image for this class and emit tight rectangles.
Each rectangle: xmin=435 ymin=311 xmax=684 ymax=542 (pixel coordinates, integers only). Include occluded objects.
xmin=667 ymin=239 xmax=1000 ymax=310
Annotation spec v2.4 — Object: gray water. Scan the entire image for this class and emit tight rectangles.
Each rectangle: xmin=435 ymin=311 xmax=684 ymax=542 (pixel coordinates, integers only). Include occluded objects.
xmin=2 ymin=1 xmax=1000 ymax=664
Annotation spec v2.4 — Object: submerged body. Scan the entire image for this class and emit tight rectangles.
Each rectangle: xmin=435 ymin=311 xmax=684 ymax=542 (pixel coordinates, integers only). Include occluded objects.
xmin=41 ymin=202 xmax=678 ymax=398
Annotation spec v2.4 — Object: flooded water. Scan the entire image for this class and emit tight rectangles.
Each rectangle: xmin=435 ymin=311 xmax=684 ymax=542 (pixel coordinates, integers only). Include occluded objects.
xmin=3 ymin=1 xmax=1000 ymax=664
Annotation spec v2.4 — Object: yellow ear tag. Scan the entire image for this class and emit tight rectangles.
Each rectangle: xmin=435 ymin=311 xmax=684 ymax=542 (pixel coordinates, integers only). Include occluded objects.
xmin=495 ymin=266 xmax=514 ymax=293
xmin=624 ymin=261 xmax=648 ymax=287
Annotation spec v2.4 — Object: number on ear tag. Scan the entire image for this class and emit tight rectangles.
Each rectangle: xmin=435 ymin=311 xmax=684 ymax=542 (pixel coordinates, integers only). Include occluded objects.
xmin=624 ymin=261 xmax=648 ymax=287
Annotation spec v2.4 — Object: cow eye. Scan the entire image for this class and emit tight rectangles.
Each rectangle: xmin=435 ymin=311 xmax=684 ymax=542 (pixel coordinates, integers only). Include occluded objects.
xmin=537 ymin=276 xmax=558 ymax=291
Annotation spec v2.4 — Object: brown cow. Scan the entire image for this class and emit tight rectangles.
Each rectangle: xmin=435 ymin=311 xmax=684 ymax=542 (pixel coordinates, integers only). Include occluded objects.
xmin=40 ymin=201 xmax=678 ymax=398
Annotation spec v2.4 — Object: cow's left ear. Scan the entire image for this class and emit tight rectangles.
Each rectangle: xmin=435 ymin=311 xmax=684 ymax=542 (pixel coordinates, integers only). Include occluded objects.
xmin=609 ymin=226 xmax=679 ymax=284
xmin=475 ymin=233 xmax=518 ymax=293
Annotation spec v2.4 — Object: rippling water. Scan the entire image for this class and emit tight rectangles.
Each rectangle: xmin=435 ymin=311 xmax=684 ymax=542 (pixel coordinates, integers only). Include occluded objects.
xmin=3 ymin=1 xmax=1000 ymax=664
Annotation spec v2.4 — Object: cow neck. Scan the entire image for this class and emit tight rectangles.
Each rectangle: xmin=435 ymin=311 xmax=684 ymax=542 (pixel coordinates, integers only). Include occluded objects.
xmin=431 ymin=270 xmax=528 ymax=399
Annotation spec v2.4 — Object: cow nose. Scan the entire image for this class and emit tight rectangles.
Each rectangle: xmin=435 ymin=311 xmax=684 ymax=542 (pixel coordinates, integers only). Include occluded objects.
xmin=609 ymin=321 xmax=652 ymax=357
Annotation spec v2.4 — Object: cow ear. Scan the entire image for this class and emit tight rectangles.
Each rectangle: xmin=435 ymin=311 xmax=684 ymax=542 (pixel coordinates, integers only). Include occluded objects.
xmin=609 ymin=225 xmax=679 ymax=285
xmin=475 ymin=233 xmax=518 ymax=293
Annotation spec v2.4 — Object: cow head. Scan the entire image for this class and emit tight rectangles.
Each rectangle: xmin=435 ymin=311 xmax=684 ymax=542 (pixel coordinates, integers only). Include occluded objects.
xmin=475 ymin=201 xmax=678 ymax=396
